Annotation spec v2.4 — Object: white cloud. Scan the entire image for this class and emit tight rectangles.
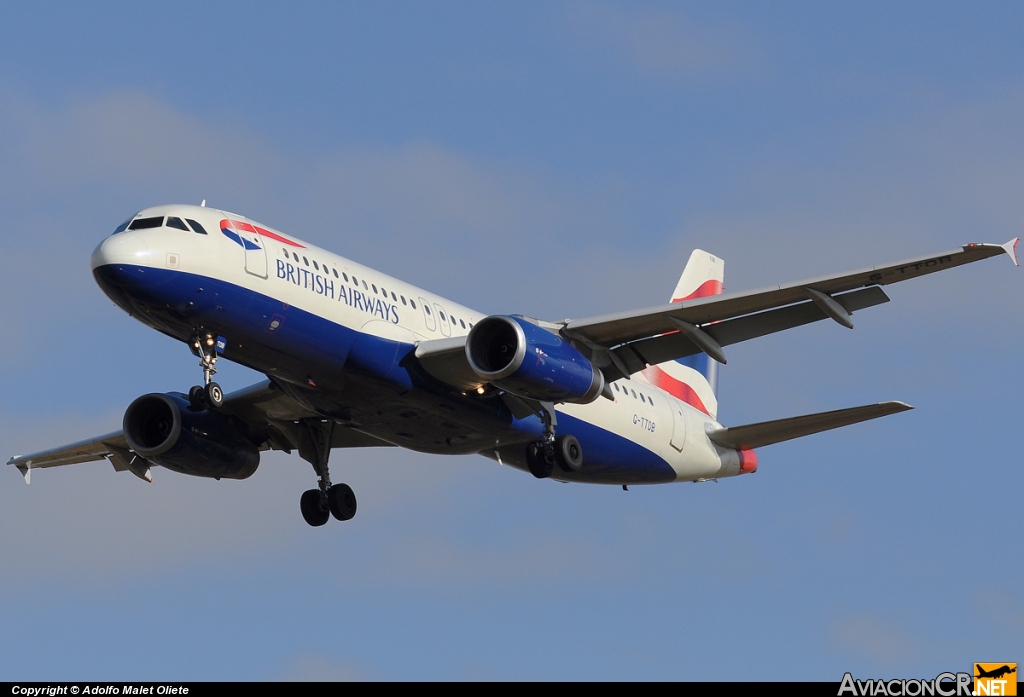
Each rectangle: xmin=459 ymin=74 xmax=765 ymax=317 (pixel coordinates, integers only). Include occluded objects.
xmin=832 ymin=615 xmax=917 ymax=667
xmin=564 ymin=2 xmax=760 ymax=80
xmin=0 ymin=89 xmax=277 ymax=199
xmin=271 ymin=654 xmax=371 ymax=682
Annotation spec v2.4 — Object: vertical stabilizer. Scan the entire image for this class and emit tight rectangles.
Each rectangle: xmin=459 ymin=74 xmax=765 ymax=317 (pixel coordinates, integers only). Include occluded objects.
xmin=642 ymin=250 xmax=724 ymax=419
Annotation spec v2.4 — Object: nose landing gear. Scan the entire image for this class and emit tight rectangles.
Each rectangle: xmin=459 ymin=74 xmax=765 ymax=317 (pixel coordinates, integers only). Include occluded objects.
xmin=187 ymin=334 xmax=224 ymax=410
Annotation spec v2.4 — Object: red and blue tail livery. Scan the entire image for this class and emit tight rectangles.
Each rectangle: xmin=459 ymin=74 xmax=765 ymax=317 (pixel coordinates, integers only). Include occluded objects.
xmin=642 ymin=250 xmax=724 ymax=418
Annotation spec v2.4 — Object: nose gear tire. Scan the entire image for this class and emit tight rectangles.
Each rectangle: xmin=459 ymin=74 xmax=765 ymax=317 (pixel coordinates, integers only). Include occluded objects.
xmin=188 ymin=385 xmax=207 ymax=410
xmin=205 ymin=382 xmax=224 ymax=409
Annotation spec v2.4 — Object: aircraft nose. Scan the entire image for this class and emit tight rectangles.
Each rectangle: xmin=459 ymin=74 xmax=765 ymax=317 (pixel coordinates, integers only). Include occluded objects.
xmin=91 ymin=231 xmax=150 ymax=270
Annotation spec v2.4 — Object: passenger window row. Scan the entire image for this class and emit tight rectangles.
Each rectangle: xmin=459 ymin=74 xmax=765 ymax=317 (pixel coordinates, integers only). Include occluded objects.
xmin=612 ymin=382 xmax=654 ymax=405
xmin=277 ymin=247 xmax=474 ymax=329
xmin=274 ymin=245 xmax=477 ymax=329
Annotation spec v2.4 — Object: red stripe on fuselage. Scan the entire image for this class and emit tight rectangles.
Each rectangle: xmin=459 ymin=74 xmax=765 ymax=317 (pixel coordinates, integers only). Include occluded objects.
xmin=641 ymin=364 xmax=712 ymax=417
xmin=221 ymin=219 xmax=307 ymax=248
xmin=254 ymin=225 xmax=306 ymax=248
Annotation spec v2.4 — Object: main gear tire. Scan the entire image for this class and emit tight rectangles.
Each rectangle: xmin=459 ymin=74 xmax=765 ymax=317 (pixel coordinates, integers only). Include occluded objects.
xmin=554 ymin=434 xmax=583 ymax=472
xmin=328 ymin=483 xmax=357 ymax=521
xmin=300 ymin=489 xmax=330 ymax=527
xmin=526 ymin=441 xmax=555 ymax=479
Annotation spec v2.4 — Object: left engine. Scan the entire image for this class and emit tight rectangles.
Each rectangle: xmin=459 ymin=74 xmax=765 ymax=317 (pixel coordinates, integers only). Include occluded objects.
xmin=123 ymin=393 xmax=260 ymax=479
xmin=465 ymin=315 xmax=605 ymax=404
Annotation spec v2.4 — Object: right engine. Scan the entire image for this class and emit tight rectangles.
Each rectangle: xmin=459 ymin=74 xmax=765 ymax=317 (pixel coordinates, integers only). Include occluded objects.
xmin=465 ymin=315 xmax=605 ymax=404
xmin=123 ymin=393 xmax=260 ymax=480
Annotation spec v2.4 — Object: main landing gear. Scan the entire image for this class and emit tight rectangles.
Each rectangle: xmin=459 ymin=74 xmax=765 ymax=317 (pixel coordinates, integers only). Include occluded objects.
xmin=297 ymin=418 xmax=357 ymax=527
xmin=524 ymin=402 xmax=583 ymax=479
xmin=187 ymin=334 xmax=225 ymax=410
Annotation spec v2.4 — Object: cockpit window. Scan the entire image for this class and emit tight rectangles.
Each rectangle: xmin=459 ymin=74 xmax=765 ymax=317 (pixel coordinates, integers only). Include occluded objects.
xmin=113 ymin=214 xmax=136 ymax=234
xmin=185 ymin=219 xmax=208 ymax=235
xmin=166 ymin=217 xmax=189 ymax=231
xmin=128 ymin=216 xmax=164 ymax=230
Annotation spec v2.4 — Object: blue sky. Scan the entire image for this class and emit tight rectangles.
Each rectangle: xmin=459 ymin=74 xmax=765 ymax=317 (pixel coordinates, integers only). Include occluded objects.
xmin=0 ymin=1 xmax=1021 ymax=680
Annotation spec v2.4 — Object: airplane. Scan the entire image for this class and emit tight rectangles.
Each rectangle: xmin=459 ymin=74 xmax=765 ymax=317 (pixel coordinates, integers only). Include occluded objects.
xmin=7 ymin=204 xmax=1019 ymax=526
xmin=976 ymin=665 xmax=1016 ymax=680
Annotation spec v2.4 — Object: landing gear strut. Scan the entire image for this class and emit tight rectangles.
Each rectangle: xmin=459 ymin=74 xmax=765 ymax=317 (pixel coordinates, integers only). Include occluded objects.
xmin=298 ymin=418 xmax=357 ymax=526
xmin=525 ymin=402 xmax=583 ymax=478
xmin=187 ymin=334 xmax=224 ymax=410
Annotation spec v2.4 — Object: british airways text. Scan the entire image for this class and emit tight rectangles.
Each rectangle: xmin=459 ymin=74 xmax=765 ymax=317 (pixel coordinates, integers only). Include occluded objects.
xmin=276 ymin=260 xmax=399 ymax=323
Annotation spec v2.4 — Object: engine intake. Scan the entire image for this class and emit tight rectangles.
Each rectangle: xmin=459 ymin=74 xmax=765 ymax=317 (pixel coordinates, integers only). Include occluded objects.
xmin=123 ymin=393 xmax=259 ymax=480
xmin=466 ymin=315 xmax=604 ymax=404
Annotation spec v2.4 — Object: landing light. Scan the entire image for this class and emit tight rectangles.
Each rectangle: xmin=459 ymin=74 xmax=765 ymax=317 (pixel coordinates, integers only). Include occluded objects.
xmin=477 ymin=386 xmax=486 ymax=395
xmin=206 ymin=337 xmax=215 ymax=346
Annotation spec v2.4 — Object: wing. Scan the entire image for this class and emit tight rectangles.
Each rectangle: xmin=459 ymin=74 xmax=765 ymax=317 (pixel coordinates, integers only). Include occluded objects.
xmin=409 ymin=240 xmax=1018 ymax=390
xmin=7 ymin=380 xmax=393 ymax=484
xmin=7 ymin=430 xmax=137 ymax=483
xmin=563 ymin=240 xmax=1018 ymax=379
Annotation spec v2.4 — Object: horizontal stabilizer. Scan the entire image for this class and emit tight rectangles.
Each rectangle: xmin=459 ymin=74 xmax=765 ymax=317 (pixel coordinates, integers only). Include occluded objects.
xmin=706 ymin=401 xmax=913 ymax=450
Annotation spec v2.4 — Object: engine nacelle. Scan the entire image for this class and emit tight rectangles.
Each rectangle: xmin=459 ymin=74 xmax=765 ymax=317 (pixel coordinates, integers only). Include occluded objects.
xmin=466 ymin=315 xmax=604 ymax=404
xmin=123 ymin=393 xmax=260 ymax=480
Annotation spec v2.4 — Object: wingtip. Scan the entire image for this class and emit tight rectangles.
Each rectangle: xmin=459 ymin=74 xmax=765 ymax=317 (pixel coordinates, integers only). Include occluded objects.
xmin=884 ymin=400 xmax=915 ymax=411
xmin=1003 ymin=238 xmax=1019 ymax=266
xmin=16 ymin=464 xmax=31 ymax=485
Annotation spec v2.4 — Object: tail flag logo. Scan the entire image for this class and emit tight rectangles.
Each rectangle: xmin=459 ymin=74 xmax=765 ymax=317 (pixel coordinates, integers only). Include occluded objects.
xmin=645 ymin=250 xmax=724 ymax=418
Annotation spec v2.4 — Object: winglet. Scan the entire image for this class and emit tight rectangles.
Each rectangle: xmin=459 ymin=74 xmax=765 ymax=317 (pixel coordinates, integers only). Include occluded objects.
xmin=1002 ymin=238 xmax=1019 ymax=266
xmin=16 ymin=464 xmax=30 ymax=485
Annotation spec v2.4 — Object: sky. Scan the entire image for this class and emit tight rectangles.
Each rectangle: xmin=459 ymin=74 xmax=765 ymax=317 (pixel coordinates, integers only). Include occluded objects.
xmin=0 ymin=1 xmax=1021 ymax=681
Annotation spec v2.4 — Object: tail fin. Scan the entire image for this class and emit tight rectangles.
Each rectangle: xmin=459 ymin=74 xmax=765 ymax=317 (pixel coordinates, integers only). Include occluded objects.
xmin=642 ymin=250 xmax=724 ymax=419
